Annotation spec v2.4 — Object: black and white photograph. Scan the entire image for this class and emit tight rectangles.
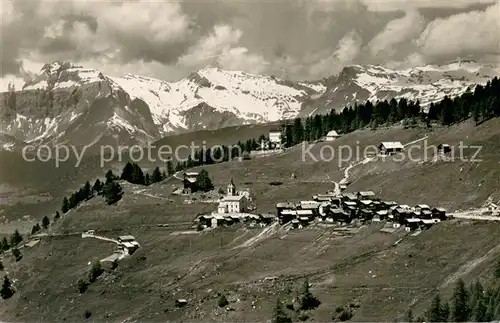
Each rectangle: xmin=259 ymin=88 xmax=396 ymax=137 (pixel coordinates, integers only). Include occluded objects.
xmin=0 ymin=0 xmax=500 ymax=321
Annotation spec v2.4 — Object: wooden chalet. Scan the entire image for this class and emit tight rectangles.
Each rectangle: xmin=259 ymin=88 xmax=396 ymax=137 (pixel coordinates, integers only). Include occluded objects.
xmin=357 ymin=191 xmax=376 ymax=200
xmin=431 ymin=207 xmax=447 ymax=220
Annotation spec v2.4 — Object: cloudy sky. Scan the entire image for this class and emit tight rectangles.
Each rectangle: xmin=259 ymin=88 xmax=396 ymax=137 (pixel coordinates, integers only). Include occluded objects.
xmin=1 ymin=0 xmax=499 ymax=88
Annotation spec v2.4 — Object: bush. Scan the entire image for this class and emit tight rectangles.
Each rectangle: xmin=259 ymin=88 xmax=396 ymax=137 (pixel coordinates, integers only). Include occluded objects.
xmin=218 ymin=294 xmax=229 ymax=307
xmin=88 ymin=262 xmax=104 ymax=283
xmin=1 ymin=276 xmax=15 ymax=299
xmin=12 ymin=248 xmax=22 ymax=262
xmin=84 ymin=310 xmax=92 ymax=319
xmin=0 ymin=261 xmax=3 ymax=271
xmin=299 ymin=313 xmax=309 ymax=321
xmin=339 ymin=308 xmax=353 ymax=321
xmin=77 ymin=279 xmax=90 ymax=293
xmin=300 ymin=280 xmax=321 ymax=311
xmin=269 ymin=181 xmax=283 ymax=186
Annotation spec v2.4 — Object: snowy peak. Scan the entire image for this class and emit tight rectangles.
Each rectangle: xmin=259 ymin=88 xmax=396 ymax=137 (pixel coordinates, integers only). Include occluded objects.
xmin=23 ymin=61 xmax=106 ymax=91
xmin=302 ymin=61 xmax=500 ymax=116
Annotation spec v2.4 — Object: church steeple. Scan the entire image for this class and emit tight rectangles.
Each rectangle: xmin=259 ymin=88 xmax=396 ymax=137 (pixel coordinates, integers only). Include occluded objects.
xmin=227 ymin=177 xmax=236 ymax=196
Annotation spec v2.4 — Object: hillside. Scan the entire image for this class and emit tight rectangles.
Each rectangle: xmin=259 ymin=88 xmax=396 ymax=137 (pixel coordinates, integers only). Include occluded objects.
xmin=1 ymin=116 xmax=500 ymax=321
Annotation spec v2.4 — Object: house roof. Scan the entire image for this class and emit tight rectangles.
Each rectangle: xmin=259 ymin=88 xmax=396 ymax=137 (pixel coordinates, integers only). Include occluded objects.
xmin=276 ymin=202 xmax=295 ymax=208
xmin=406 ymin=218 xmax=421 ymax=223
xmin=379 ymin=142 xmax=404 ymax=149
xmin=184 ymin=178 xmax=196 ymax=183
xmin=421 ymin=219 xmax=435 ymax=224
xmin=119 ymin=235 xmax=135 ymax=241
xmin=344 ymin=193 xmax=357 ymax=200
xmin=360 ymin=200 xmax=373 ymax=205
xmin=299 ymin=216 xmax=310 ymax=221
xmin=344 ymin=201 xmax=357 ymax=206
xmin=326 ymin=130 xmax=339 ymax=137
xmin=281 ymin=210 xmax=297 ymax=215
xmin=222 ymin=195 xmax=245 ymax=201
xmin=416 ymin=204 xmax=430 ymax=209
xmin=377 ymin=210 xmax=389 ymax=215
xmin=297 ymin=210 xmax=313 ymax=215
xmin=432 ymin=207 xmax=447 ymax=212
xmin=358 ymin=191 xmax=375 ymax=197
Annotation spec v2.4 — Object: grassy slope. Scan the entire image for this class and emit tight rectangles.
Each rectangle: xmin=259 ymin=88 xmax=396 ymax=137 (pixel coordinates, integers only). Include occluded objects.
xmin=1 ymin=118 xmax=500 ymax=321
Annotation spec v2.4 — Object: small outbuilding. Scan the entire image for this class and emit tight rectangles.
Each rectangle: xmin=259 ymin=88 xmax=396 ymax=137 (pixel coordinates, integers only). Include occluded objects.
xmin=378 ymin=142 xmax=404 ymax=155
xmin=325 ymin=130 xmax=340 ymax=141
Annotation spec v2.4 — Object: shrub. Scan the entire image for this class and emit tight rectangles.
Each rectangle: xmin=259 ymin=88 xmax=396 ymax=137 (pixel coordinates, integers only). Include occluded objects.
xmin=88 ymin=262 xmax=104 ymax=283
xmin=84 ymin=310 xmax=92 ymax=319
xmin=77 ymin=279 xmax=90 ymax=293
xmin=218 ymin=294 xmax=229 ymax=307
xmin=339 ymin=308 xmax=353 ymax=321
xmin=12 ymin=248 xmax=22 ymax=262
xmin=1 ymin=276 xmax=15 ymax=299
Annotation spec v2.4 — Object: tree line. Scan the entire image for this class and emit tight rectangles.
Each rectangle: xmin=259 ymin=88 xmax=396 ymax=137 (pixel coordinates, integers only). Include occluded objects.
xmin=408 ymin=260 xmax=500 ymax=322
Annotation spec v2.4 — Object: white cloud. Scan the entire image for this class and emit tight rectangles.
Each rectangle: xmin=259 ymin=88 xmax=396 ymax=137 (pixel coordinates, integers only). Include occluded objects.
xmin=178 ymin=25 xmax=269 ymax=73
xmin=361 ymin=0 xmax=498 ymax=12
xmin=309 ymin=30 xmax=362 ymax=77
xmin=416 ymin=2 xmax=500 ymax=58
xmin=367 ymin=10 xmax=425 ymax=58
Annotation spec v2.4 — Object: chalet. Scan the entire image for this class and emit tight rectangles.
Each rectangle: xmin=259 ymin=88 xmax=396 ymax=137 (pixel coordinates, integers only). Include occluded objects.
xmin=358 ymin=200 xmax=373 ymax=209
xmin=393 ymin=208 xmax=410 ymax=224
xmin=277 ymin=202 xmax=296 ymax=213
xmin=313 ymin=194 xmax=333 ymax=202
xmin=371 ymin=200 xmax=382 ymax=211
xmin=318 ymin=202 xmax=330 ymax=216
xmin=183 ymin=172 xmax=198 ymax=192
xmin=381 ymin=201 xmax=398 ymax=209
xmin=431 ymin=207 xmax=447 ymax=220
xmin=175 ymin=299 xmax=187 ymax=308
xmin=358 ymin=208 xmax=374 ymax=220
xmin=279 ymin=209 xmax=297 ymax=224
xmin=343 ymin=193 xmax=358 ymax=201
xmin=325 ymin=130 xmax=340 ymax=141
xmin=405 ymin=218 xmax=421 ymax=231
xmin=298 ymin=216 xmax=311 ymax=227
xmin=438 ymin=144 xmax=452 ymax=154
xmin=415 ymin=204 xmax=431 ymax=212
xmin=357 ymin=191 xmax=376 ymax=200
xmin=421 ymin=209 xmax=433 ymax=219
xmin=224 ymin=217 xmax=234 ymax=226
xmin=269 ymin=129 xmax=282 ymax=148
xmin=118 ymin=235 xmax=136 ymax=243
xmin=199 ymin=214 xmax=214 ymax=227
xmin=421 ymin=219 xmax=437 ymax=230
xmin=376 ymin=210 xmax=389 ymax=220
xmin=211 ymin=215 xmax=225 ymax=228
xmin=342 ymin=200 xmax=357 ymax=208
xmin=378 ymin=142 xmax=404 ymax=155
xmin=299 ymin=202 xmax=320 ymax=216
xmin=339 ymin=184 xmax=348 ymax=191
xmin=296 ymin=209 xmax=314 ymax=220
xmin=291 ymin=219 xmax=300 ymax=229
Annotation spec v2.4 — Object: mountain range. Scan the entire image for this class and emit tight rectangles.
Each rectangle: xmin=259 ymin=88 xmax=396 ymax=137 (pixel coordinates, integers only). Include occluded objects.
xmin=0 ymin=60 xmax=498 ymax=149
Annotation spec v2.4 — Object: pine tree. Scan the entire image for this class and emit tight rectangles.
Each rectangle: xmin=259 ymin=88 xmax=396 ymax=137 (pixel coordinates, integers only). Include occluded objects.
xmin=145 ymin=173 xmax=151 ymax=186
xmin=92 ymin=179 xmax=103 ymax=195
xmin=42 ymin=216 xmax=50 ymax=229
xmin=62 ymin=196 xmax=70 ymax=213
xmin=405 ymin=309 xmax=414 ymax=322
xmin=272 ymin=298 xmax=291 ymax=323
xmin=105 ymin=170 xmax=116 ymax=184
xmin=12 ymin=248 xmax=21 ymax=261
xmin=151 ymin=166 xmax=163 ymax=183
xmin=103 ymin=182 xmax=123 ymax=205
xmin=120 ymin=162 xmax=134 ymax=182
xmin=10 ymin=230 xmax=23 ymax=246
xmin=0 ymin=237 xmax=9 ymax=251
xmin=195 ymin=169 xmax=214 ymax=192
xmin=81 ymin=181 xmax=91 ymax=200
xmin=54 ymin=211 xmax=60 ymax=221
xmin=427 ymin=294 xmax=443 ymax=322
xmin=300 ymin=279 xmax=320 ymax=310
xmin=452 ymin=279 xmax=470 ymax=322
xmin=0 ymin=276 xmax=14 ymax=299
xmin=166 ymin=160 xmax=174 ymax=177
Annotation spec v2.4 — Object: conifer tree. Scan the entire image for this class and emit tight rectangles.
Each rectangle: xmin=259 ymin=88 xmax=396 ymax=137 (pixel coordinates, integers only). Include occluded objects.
xmin=10 ymin=230 xmax=22 ymax=246
xmin=0 ymin=276 xmax=14 ymax=299
xmin=54 ymin=211 xmax=60 ymax=221
xmin=195 ymin=169 xmax=214 ymax=192
xmin=62 ymin=196 xmax=70 ymax=213
xmin=151 ymin=166 xmax=163 ymax=183
xmin=451 ymin=279 xmax=470 ymax=322
xmin=105 ymin=170 xmax=116 ymax=184
xmin=103 ymin=182 xmax=123 ymax=205
xmin=272 ymin=298 xmax=291 ymax=323
xmin=0 ymin=237 xmax=9 ymax=251
xmin=166 ymin=160 xmax=174 ymax=177
xmin=92 ymin=179 xmax=102 ymax=195
xmin=42 ymin=216 xmax=50 ymax=229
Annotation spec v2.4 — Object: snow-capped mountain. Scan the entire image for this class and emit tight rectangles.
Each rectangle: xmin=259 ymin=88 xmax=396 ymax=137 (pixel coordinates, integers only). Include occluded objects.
xmin=0 ymin=60 xmax=498 ymax=149
xmin=301 ymin=60 xmax=500 ymax=116
xmin=0 ymin=61 xmax=322 ymax=148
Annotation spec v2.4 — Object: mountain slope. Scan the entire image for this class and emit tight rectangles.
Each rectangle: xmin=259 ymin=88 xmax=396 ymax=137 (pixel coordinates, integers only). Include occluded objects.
xmin=301 ymin=60 xmax=500 ymax=116
xmin=0 ymin=62 xmax=322 ymax=148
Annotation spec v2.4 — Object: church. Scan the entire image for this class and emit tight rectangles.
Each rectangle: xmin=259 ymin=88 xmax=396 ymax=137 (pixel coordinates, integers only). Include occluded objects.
xmin=217 ymin=178 xmax=248 ymax=214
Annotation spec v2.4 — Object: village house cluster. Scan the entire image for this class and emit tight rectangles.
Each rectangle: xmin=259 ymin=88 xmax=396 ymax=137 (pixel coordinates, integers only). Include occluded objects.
xmin=276 ymin=190 xmax=449 ymax=231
